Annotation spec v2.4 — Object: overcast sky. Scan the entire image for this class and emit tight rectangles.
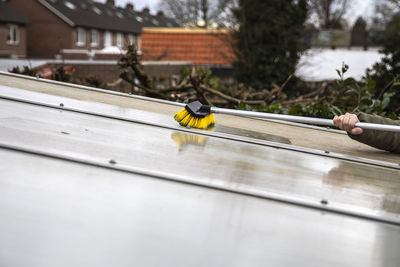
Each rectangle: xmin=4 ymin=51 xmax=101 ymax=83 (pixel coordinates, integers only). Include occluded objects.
xmin=94 ymin=0 xmax=374 ymax=24
xmin=94 ymin=0 xmax=160 ymax=12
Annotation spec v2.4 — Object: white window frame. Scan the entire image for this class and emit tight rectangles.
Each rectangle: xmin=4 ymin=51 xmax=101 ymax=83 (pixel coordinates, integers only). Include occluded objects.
xmin=128 ymin=34 xmax=135 ymax=46
xmin=6 ymin=24 xmax=19 ymax=45
xmin=116 ymin=32 xmax=123 ymax=48
xmin=90 ymin=29 xmax=98 ymax=47
xmin=136 ymin=35 xmax=141 ymax=50
xmin=76 ymin=28 xmax=86 ymax=46
xmin=104 ymin=31 xmax=112 ymax=47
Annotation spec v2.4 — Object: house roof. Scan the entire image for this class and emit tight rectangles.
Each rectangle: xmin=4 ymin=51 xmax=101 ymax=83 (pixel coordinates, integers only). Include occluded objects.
xmin=0 ymin=1 xmax=29 ymax=25
xmin=140 ymin=27 xmax=236 ymax=65
xmin=38 ymin=0 xmax=178 ymax=33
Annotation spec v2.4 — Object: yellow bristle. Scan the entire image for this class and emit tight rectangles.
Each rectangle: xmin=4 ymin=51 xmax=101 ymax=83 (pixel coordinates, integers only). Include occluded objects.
xmin=174 ymin=109 xmax=190 ymax=123
xmin=173 ymin=108 xmax=215 ymax=129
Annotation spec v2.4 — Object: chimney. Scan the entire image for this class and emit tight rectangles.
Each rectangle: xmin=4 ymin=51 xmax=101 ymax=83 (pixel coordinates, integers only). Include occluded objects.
xmin=106 ymin=0 xmax=115 ymax=6
xmin=157 ymin=11 xmax=164 ymax=18
xmin=142 ymin=7 xmax=150 ymax=16
xmin=125 ymin=2 xmax=134 ymax=11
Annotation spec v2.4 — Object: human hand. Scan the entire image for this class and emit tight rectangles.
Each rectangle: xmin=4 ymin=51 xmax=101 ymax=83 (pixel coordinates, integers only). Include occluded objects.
xmin=333 ymin=113 xmax=363 ymax=135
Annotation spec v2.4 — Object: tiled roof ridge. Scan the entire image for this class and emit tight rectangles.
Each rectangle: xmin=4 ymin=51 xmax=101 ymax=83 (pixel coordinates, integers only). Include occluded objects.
xmin=142 ymin=27 xmax=231 ymax=34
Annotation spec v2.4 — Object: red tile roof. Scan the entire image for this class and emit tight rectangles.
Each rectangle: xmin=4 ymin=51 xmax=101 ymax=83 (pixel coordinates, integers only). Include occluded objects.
xmin=141 ymin=28 xmax=235 ymax=65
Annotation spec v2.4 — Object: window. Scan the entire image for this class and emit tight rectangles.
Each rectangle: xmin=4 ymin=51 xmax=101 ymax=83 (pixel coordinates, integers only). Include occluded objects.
xmin=7 ymin=24 xmax=19 ymax=45
xmin=116 ymin=33 xmax=123 ymax=48
xmin=136 ymin=35 xmax=141 ymax=50
xmin=104 ymin=31 xmax=112 ymax=47
xmin=92 ymin=6 xmax=102 ymax=15
xmin=76 ymin=28 xmax=86 ymax=46
xmin=90 ymin=30 xmax=98 ymax=47
xmin=128 ymin=34 xmax=135 ymax=46
xmin=65 ymin=1 xmax=76 ymax=10
xmin=116 ymin=12 xmax=124 ymax=19
xmin=318 ymin=30 xmax=333 ymax=42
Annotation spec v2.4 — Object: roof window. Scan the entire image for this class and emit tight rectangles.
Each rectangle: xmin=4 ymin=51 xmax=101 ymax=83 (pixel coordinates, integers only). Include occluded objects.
xmin=65 ymin=1 xmax=76 ymax=9
xmin=106 ymin=10 xmax=114 ymax=16
xmin=116 ymin=12 xmax=124 ymax=19
xmin=152 ymin=19 xmax=159 ymax=25
xmin=92 ymin=6 xmax=102 ymax=15
xmin=136 ymin=16 xmax=143 ymax=22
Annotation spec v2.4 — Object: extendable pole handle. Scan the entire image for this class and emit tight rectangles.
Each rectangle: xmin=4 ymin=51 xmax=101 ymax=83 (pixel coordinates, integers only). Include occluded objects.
xmin=211 ymin=107 xmax=400 ymax=133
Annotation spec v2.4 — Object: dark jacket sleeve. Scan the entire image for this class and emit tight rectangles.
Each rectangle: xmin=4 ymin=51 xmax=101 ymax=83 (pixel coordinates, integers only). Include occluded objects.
xmin=348 ymin=113 xmax=400 ymax=153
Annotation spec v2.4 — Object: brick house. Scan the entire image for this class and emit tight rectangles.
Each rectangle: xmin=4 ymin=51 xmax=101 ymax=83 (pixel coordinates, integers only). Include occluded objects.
xmin=8 ymin=0 xmax=178 ymax=59
xmin=0 ymin=1 xmax=29 ymax=57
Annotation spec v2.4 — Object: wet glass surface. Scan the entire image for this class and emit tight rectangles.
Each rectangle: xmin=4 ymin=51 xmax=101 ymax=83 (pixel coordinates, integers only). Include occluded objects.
xmin=1 ymin=98 xmax=400 ymax=223
xmin=214 ymin=124 xmax=291 ymax=144
xmin=2 ymin=150 xmax=400 ymax=266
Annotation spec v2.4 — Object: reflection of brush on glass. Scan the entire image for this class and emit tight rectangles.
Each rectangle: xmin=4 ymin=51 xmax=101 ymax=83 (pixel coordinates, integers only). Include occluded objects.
xmin=171 ymin=132 xmax=207 ymax=149
xmin=174 ymin=101 xmax=400 ymax=132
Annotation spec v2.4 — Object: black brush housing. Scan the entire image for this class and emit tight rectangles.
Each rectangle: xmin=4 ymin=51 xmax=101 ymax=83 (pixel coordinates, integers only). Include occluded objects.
xmin=185 ymin=101 xmax=211 ymax=118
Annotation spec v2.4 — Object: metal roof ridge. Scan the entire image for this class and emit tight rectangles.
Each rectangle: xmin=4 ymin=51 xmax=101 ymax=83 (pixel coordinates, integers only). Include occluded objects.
xmin=0 ymin=71 xmax=185 ymax=107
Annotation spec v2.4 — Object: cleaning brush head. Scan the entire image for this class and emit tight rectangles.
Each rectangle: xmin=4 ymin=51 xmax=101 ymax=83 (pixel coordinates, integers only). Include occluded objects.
xmin=174 ymin=101 xmax=215 ymax=129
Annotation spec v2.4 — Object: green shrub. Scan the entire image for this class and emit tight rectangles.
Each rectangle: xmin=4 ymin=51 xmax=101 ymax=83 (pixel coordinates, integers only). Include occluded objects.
xmin=239 ymin=62 xmax=399 ymax=120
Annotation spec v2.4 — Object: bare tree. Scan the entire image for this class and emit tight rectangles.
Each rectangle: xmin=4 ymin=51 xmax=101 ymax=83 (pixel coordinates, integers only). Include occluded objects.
xmin=387 ymin=0 xmax=400 ymax=8
xmin=308 ymin=0 xmax=350 ymax=29
xmin=158 ymin=0 xmax=236 ymax=28
xmin=371 ymin=0 xmax=400 ymax=29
